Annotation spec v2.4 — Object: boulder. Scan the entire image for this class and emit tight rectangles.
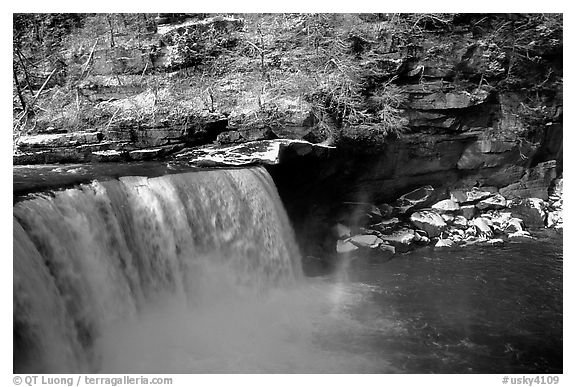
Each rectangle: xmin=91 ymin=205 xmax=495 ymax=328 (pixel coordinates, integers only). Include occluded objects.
xmin=549 ymin=178 xmax=563 ymax=198
xmin=378 ymin=203 xmax=395 ymax=218
xmin=460 ymin=205 xmax=477 ymax=220
xmin=465 ymin=226 xmax=477 ymax=238
xmin=472 ymin=217 xmax=493 ymax=238
xmin=485 ymin=238 xmax=504 ymax=245
xmin=380 ymin=228 xmax=417 ymax=247
xmin=349 ymin=234 xmax=384 ymax=249
xmin=452 ymin=215 xmax=469 ymax=229
xmin=410 ymin=210 xmax=447 ymax=238
xmin=395 ymin=185 xmax=436 ymax=214
xmin=450 ymin=188 xmax=493 ymax=204
xmin=546 ymin=211 xmax=563 ymax=228
xmin=337 ymin=239 xmax=359 ymax=254
xmin=476 ymin=194 xmax=507 ymax=211
xmin=510 ymin=198 xmax=548 ymax=228
xmin=441 ymin=213 xmax=455 ymax=223
xmin=504 ymin=218 xmax=524 ymax=233
xmin=371 ymin=218 xmax=401 ymax=234
xmin=435 ymin=238 xmax=455 ymax=248
xmin=508 ymin=231 xmax=535 ymax=239
xmin=432 ymin=199 xmax=460 ymax=213
xmin=378 ymin=243 xmax=396 ymax=255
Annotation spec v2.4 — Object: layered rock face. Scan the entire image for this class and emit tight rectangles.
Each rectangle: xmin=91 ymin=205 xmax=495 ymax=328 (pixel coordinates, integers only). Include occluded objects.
xmin=13 ymin=14 xmax=562 ymax=258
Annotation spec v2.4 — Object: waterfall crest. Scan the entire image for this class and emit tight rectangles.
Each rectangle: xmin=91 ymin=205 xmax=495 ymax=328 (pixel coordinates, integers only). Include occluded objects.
xmin=13 ymin=167 xmax=302 ymax=373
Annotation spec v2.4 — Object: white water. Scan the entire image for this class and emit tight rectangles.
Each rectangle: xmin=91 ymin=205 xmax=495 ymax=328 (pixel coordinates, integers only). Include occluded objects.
xmin=14 ymin=167 xmax=393 ymax=373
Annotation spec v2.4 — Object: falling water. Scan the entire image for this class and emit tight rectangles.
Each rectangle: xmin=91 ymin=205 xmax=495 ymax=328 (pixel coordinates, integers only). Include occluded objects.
xmin=13 ymin=167 xmax=306 ymax=373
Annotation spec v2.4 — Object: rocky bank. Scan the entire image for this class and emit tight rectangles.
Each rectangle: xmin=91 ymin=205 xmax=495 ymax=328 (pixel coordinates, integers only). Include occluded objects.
xmin=13 ymin=14 xmax=562 ymax=259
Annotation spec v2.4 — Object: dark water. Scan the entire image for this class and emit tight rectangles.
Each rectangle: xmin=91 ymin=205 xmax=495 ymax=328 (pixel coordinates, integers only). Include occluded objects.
xmin=320 ymin=234 xmax=563 ymax=373
xmin=13 ymin=164 xmax=562 ymax=373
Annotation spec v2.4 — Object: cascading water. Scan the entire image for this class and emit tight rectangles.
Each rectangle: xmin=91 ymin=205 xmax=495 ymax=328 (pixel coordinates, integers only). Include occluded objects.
xmin=14 ymin=165 xmax=562 ymax=374
xmin=13 ymin=167 xmax=304 ymax=373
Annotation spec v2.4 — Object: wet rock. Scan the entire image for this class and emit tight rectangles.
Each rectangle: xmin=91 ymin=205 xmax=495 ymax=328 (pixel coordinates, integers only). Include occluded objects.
xmin=349 ymin=234 xmax=384 ymax=249
xmin=435 ymin=238 xmax=455 ymax=248
xmin=377 ymin=203 xmax=395 ymax=218
xmin=546 ymin=211 xmax=563 ymax=228
xmin=378 ymin=243 xmax=396 ymax=255
xmin=395 ymin=185 xmax=436 ymax=214
xmin=485 ymin=238 xmax=504 ymax=245
xmin=499 ymin=160 xmax=557 ymax=200
xmin=432 ymin=199 xmax=460 ymax=213
xmin=453 ymin=215 xmax=469 ymax=229
xmin=371 ymin=218 xmax=401 ymax=234
xmin=380 ymin=228 xmax=417 ymax=247
xmin=450 ymin=188 xmax=493 ymax=204
xmin=465 ymin=226 xmax=477 ymax=238
xmin=336 ymin=239 xmax=359 ymax=254
xmin=472 ymin=217 xmax=493 ymax=238
xmin=333 ymin=223 xmax=352 ymax=239
xmin=504 ymin=218 xmax=524 ymax=233
xmin=510 ymin=198 xmax=548 ymax=228
xmin=410 ymin=210 xmax=447 ymax=238
xmin=508 ymin=231 xmax=535 ymax=239
xmin=476 ymin=194 xmax=507 ymax=211
xmin=441 ymin=213 xmax=455 ymax=223
xmin=459 ymin=205 xmax=477 ymax=220
xmin=413 ymin=231 xmax=430 ymax=244
xmin=550 ymin=178 xmax=563 ymax=198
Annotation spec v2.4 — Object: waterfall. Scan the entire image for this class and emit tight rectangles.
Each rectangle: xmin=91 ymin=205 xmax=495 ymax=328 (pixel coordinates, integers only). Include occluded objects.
xmin=13 ymin=167 xmax=302 ymax=373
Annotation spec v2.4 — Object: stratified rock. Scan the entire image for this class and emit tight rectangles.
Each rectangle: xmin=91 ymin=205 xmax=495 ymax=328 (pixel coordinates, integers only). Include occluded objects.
xmin=337 ymin=239 xmax=359 ymax=253
xmin=499 ymin=160 xmax=557 ymax=200
xmin=450 ymin=188 xmax=493 ymax=203
xmin=333 ymin=223 xmax=352 ymax=239
xmin=432 ymin=199 xmax=460 ymax=213
xmin=395 ymin=185 xmax=436 ymax=214
xmin=174 ymin=139 xmax=334 ymax=166
xmin=457 ymin=140 xmax=521 ymax=170
xmin=407 ymin=90 xmax=489 ymax=110
xmin=510 ymin=198 xmax=548 ymax=228
xmin=476 ymin=194 xmax=507 ymax=211
xmin=460 ymin=205 xmax=477 ymax=220
xmin=435 ymin=238 xmax=455 ymax=248
xmin=91 ymin=149 xmax=124 ymax=162
xmin=17 ymin=131 xmax=103 ymax=150
xmin=410 ymin=210 xmax=447 ymax=238
xmin=349 ymin=234 xmax=383 ymax=249
xmin=472 ymin=217 xmax=493 ymax=238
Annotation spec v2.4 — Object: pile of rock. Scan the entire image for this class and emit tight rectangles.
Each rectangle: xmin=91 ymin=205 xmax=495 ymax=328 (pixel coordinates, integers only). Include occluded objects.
xmin=334 ymin=179 xmax=563 ymax=256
